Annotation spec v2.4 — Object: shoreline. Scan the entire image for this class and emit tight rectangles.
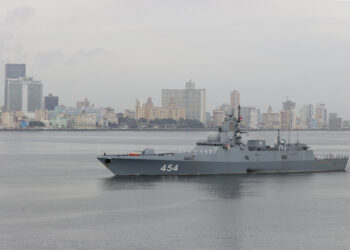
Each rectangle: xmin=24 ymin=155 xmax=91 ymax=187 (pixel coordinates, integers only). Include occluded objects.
xmin=0 ymin=128 xmax=350 ymax=132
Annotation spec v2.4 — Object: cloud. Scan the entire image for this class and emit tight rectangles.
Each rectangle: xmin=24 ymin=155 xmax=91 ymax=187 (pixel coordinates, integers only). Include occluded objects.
xmin=4 ymin=6 xmax=35 ymax=25
xmin=1 ymin=1 xmax=350 ymax=117
xmin=0 ymin=6 xmax=35 ymax=63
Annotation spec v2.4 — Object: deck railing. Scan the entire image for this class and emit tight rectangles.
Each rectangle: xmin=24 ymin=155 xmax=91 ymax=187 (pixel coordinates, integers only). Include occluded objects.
xmin=314 ymin=155 xmax=349 ymax=160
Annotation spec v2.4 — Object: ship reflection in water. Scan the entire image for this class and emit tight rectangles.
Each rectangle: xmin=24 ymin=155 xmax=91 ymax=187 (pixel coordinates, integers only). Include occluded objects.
xmin=102 ymin=172 xmax=321 ymax=199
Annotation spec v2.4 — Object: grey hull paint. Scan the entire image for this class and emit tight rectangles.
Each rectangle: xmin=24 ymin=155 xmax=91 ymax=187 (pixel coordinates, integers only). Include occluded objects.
xmin=97 ymin=109 xmax=348 ymax=176
xmin=97 ymin=157 xmax=348 ymax=176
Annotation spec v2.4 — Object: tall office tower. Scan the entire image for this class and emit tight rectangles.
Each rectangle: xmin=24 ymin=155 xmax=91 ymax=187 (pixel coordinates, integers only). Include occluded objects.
xmin=300 ymin=104 xmax=314 ymax=128
xmin=241 ymin=106 xmax=258 ymax=129
xmin=281 ymin=99 xmax=296 ymax=129
xmin=4 ymin=64 xmax=26 ymax=111
xmin=283 ymin=100 xmax=296 ymax=111
xmin=135 ymin=99 xmax=141 ymax=120
xmin=315 ymin=103 xmax=328 ymax=128
xmin=212 ymin=109 xmax=225 ymax=127
xmin=328 ymin=113 xmax=342 ymax=130
xmin=45 ymin=94 xmax=59 ymax=110
xmin=230 ymin=90 xmax=240 ymax=117
xmin=280 ymin=110 xmax=296 ymax=130
xmin=161 ymin=80 xmax=206 ymax=123
xmin=7 ymin=77 xmax=43 ymax=113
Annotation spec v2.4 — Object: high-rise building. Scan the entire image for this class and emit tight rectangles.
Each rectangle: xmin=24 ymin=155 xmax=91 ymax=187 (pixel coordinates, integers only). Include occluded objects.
xmin=212 ymin=109 xmax=225 ymax=127
xmin=314 ymin=104 xmax=328 ymax=128
xmin=28 ymin=83 xmax=43 ymax=112
xmin=4 ymin=64 xmax=26 ymax=111
xmin=300 ymin=104 xmax=314 ymax=128
xmin=6 ymin=77 xmax=43 ymax=113
xmin=261 ymin=106 xmax=280 ymax=129
xmin=135 ymin=99 xmax=141 ymax=120
xmin=280 ymin=99 xmax=296 ymax=130
xmin=329 ymin=113 xmax=342 ymax=130
xmin=45 ymin=94 xmax=59 ymax=111
xmin=136 ymin=97 xmax=185 ymax=121
xmin=283 ymin=100 xmax=296 ymax=111
xmin=230 ymin=90 xmax=240 ymax=117
xmin=280 ymin=110 xmax=296 ymax=130
xmin=162 ymin=81 xmax=206 ymax=123
xmin=217 ymin=103 xmax=231 ymax=114
xmin=241 ymin=106 xmax=258 ymax=129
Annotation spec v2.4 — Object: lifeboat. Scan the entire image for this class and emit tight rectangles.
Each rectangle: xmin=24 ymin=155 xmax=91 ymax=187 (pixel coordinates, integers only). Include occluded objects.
xmin=128 ymin=153 xmax=141 ymax=156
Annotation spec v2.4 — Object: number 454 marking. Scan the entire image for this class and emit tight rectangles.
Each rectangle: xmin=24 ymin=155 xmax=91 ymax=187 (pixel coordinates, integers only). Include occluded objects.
xmin=160 ymin=164 xmax=179 ymax=172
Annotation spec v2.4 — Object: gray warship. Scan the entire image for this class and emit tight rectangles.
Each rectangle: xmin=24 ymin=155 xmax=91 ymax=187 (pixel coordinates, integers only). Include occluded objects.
xmin=97 ymin=107 xmax=348 ymax=176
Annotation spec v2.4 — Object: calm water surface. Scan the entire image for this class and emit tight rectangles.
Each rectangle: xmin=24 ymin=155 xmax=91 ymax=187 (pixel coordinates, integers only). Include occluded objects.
xmin=1 ymin=131 xmax=350 ymax=250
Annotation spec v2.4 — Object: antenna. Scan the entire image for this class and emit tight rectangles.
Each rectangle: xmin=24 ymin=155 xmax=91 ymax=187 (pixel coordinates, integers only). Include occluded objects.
xmin=287 ymin=121 xmax=291 ymax=145
xmin=238 ymin=105 xmax=241 ymax=123
xmin=297 ymin=129 xmax=299 ymax=143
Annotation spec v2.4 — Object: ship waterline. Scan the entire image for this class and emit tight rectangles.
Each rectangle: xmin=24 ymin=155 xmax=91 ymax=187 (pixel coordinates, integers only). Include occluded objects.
xmin=97 ymin=155 xmax=348 ymax=176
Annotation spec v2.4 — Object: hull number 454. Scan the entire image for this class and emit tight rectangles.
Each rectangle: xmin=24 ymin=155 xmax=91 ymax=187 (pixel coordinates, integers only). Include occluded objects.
xmin=160 ymin=164 xmax=179 ymax=172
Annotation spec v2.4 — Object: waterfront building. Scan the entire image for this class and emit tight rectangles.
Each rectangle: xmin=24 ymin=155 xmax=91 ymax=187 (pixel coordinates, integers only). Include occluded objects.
xmin=161 ymin=80 xmax=206 ymax=123
xmin=280 ymin=111 xmax=288 ymax=130
xmin=300 ymin=104 xmax=314 ymax=128
xmin=49 ymin=115 xmax=67 ymax=129
xmin=1 ymin=112 xmax=16 ymax=129
xmin=241 ymin=106 xmax=258 ymax=129
xmin=343 ymin=120 xmax=350 ymax=129
xmin=142 ymin=97 xmax=156 ymax=120
xmin=315 ymin=104 xmax=328 ymax=128
xmin=73 ymin=113 xmax=97 ymax=129
xmin=283 ymin=100 xmax=296 ymax=111
xmin=329 ymin=113 xmax=342 ymax=130
xmin=124 ymin=109 xmax=136 ymax=119
xmin=45 ymin=94 xmax=59 ymax=111
xmin=105 ymin=113 xmax=118 ymax=125
xmin=260 ymin=106 xmax=280 ymax=129
xmin=212 ymin=109 xmax=225 ymax=127
xmin=279 ymin=99 xmax=296 ymax=130
xmin=35 ymin=109 xmax=49 ymax=122
xmin=76 ymin=98 xmax=93 ymax=109
xmin=6 ymin=77 xmax=43 ymax=113
xmin=136 ymin=98 xmax=186 ymax=121
xmin=230 ymin=90 xmax=240 ymax=118
xmin=4 ymin=64 xmax=26 ymax=111
xmin=280 ymin=109 xmax=296 ymax=130
xmin=135 ymin=99 xmax=141 ymax=120
xmin=103 ymin=107 xmax=118 ymax=125
xmin=65 ymin=107 xmax=103 ymax=124
xmin=165 ymin=98 xmax=186 ymax=121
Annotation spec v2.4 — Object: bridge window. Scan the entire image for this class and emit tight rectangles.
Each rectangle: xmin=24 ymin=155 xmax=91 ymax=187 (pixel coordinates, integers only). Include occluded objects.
xmin=245 ymin=156 xmax=249 ymax=160
xmin=281 ymin=155 xmax=287 ymax=160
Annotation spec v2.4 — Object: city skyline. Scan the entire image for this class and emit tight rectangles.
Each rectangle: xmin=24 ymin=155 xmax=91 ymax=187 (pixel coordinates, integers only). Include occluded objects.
xmin=0 ymin=63 xmax=350 ymax=120
xmin=1 ymin=0 xmax=350 ymax=119
xmin=1 ymin=63 xmax=348 ymax=130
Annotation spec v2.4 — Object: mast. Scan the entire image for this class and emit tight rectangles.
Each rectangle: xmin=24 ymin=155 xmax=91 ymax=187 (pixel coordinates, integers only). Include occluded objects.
xmin=234 ymin=105 xmax=242 ymax=145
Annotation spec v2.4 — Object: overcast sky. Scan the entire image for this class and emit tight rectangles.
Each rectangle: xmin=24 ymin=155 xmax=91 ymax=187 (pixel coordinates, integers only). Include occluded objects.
xmin=1 ymin=0 xmax=350 ymax=118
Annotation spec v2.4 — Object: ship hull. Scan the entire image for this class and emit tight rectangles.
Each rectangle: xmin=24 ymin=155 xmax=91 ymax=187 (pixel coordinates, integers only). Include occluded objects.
xmin=97 ymin=157 xmax=348 ymax=176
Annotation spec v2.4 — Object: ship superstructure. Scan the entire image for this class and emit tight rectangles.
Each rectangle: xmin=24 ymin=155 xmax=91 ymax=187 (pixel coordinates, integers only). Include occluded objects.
xmin=97 ymin=107 xmax=348 ymax=176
